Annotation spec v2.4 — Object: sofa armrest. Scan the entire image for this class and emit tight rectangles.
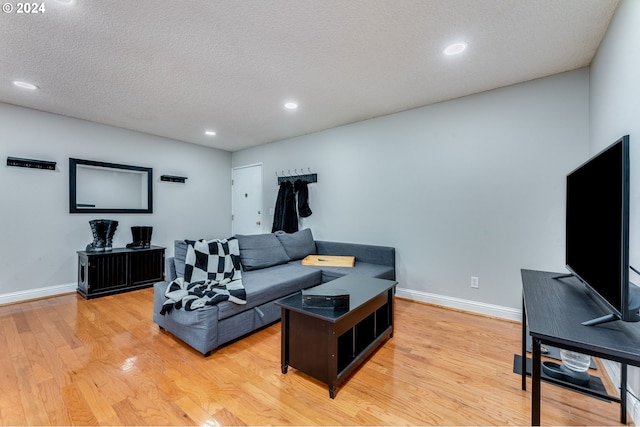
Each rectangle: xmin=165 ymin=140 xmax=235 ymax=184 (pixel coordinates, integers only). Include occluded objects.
xmin=315 ymin=241 xmax=395 ymax=268
xmin=152 ymin=280 xmax=220 ymax=356
xmin=166 ymin=256 xmax=177 ymax=281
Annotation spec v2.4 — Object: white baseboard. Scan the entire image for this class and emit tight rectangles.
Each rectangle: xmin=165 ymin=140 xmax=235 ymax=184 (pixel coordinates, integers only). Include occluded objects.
xmin=395 ymin=286 xmax=522 ymax=322
xmin=0 ymin=282 xmax=76 ymax=306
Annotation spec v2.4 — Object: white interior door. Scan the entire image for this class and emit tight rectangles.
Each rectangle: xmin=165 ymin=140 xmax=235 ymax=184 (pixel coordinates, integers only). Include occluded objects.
xmin=232 ymin=164 xmax=263 ymax=235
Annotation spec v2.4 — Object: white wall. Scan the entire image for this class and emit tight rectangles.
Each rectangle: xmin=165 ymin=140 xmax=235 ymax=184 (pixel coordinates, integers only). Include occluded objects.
xmin=589 ymin=0 xmax=640 ymax=422
xmin=590 ymin=0 xmax=640 ymax=278
xmin=232 ymin=69 xmax=590 ymax=315
xmin=0 ymin=103 xmax=232 ymax=302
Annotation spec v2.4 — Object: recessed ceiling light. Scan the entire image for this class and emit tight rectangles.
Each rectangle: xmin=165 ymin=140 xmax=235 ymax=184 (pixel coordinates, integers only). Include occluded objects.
xmin=284 ymin=102 xmax=298 ymax=110
xmin=443 ymin=42 xmax=467 ymax=56
xmin=13 ymin=80 xmax=38 ymax=90
xmin=205 ymin=130 xmax=216 ymax=136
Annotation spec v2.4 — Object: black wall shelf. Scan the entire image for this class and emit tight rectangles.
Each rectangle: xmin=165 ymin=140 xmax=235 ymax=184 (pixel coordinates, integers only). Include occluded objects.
xmin=161 ymin=175 xmax=188 ymax=183
xmin=7 ymin=156 xmax=56 ymax=170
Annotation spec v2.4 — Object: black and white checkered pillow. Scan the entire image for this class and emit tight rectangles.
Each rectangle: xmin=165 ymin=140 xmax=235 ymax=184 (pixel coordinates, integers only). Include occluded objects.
xmin=184 ymin=238 xmax=242 ymax=283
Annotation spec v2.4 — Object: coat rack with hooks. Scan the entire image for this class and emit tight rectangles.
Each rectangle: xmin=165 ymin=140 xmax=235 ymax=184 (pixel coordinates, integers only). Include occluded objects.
xmin=276 ymin=168 xmax=318 ymax=185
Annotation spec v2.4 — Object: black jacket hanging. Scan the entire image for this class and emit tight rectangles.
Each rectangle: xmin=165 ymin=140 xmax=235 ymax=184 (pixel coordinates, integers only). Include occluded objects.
xmin=272 ymin=181 xmax=299 ymax=233
xmin=272 ymin=182 xmax=287 ymax=233
xmin=294 ymin=179 xmax=312 ymax=218
xmin=283 ymin=181 xmax=298 ymax=233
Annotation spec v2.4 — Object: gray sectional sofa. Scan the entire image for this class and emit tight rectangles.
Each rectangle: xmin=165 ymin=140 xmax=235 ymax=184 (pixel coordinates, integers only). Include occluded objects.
xmin=152 ymin=229 xmax=395 ymax=356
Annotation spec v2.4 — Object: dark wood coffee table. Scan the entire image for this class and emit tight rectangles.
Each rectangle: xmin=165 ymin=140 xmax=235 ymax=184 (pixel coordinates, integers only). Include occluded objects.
xmin=275 ymin=275 xmax=396 ymax=398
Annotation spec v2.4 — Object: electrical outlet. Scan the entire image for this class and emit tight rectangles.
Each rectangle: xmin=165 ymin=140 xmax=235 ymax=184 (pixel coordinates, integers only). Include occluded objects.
xmin=471 ymin=276 xmax=479 ymax=289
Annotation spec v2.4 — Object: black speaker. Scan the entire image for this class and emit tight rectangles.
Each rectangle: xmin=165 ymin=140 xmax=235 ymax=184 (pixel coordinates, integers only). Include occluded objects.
xmin=302 ymin=289 xmax=350 ymax=309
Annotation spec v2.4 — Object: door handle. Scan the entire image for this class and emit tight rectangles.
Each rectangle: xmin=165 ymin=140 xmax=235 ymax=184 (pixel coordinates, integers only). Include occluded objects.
xmin=256 ymin=221 xmax=261 ymax=225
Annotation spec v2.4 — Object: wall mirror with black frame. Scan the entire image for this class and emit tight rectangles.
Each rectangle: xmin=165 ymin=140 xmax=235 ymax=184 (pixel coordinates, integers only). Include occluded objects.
xmin=69 ymin=158 xmax=153 ymax=213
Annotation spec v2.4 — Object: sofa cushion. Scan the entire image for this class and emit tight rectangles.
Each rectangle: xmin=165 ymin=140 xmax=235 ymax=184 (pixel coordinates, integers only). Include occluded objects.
xmin=174 ymin=240 xmax=189 ymax=278
xmin=315 ymin=241 xmax=395 ymax=268
xmin=235 ymin=233 xmax=290 ymax=271
xmin=216 ymin=264 xmax=322 ymax=320
xmin=274 ymin=228 xmax=316 ymax=260
xmin=289 ymin=260 xmax=395 ymax=282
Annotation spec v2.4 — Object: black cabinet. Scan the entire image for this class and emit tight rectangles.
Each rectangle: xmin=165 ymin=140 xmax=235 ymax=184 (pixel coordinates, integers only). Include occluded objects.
xmin=77 ymin=246 xmax=165 ymax=299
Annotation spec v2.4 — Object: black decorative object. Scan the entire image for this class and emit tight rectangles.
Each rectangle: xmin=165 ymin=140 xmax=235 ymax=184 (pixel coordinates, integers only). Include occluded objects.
xmin=86 ymin=219 xmax=118 ymax=252
xmin=302 ymin=289 xmax=349 ymax=309
xmin=126 ymin=226 xmax=153 ymax=249
xmin=104 ymin=220 xmax=119 ymax=251
xmin=161 ymin=175 xmax=187 ymax=183
xmin=69 ymin=158 xmax=153 ymax=214
xmin=512 ymin=354 xmax=606 ymax=395
xmin=86 ymin=219 xmax=105 ymax=252
xmin=541 ymin=361 xmax=590 ymax=386
xmin=7 ymin=156 xmax=56 ymax=170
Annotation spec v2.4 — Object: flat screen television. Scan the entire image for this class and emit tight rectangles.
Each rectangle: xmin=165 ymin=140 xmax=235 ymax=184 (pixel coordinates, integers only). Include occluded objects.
xmin=562 ymin=134 xmax=639 ymax=326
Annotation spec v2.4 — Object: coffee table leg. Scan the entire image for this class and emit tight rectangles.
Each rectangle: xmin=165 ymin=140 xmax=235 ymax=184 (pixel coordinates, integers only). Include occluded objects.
xmin=532 ymin=337 xmax=541 ymax=426
xmin=281 ymin=309 xmax=289 ymax=375
xmin=388 ymin=288 xmax=395 ymax=338
xmin=329 ymin=386 xmax=336 ymax=399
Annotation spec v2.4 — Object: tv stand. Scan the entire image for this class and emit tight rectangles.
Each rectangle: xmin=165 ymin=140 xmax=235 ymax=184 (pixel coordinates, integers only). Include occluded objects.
xmin=581 ymin=312 xmax=620 ymax=326
xmin=552 ymin=272 xmax=640 ymax=326
xmin=551 ymin=273 xmax=619 ymax=325
xmin=520 ymin=269 xmax=640 ymax=425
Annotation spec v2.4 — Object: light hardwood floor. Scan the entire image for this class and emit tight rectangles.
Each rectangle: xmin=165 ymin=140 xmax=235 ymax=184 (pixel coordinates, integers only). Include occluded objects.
xmin=0 ymin=288 xmax=625 ymax=425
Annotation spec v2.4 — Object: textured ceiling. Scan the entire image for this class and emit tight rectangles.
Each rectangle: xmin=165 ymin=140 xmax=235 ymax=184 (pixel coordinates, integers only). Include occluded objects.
xmin=0 ymin=0 xmax=619 ymax=152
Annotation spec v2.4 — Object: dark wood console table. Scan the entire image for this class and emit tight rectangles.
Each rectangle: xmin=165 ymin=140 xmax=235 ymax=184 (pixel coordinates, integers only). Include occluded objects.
xmin=521 ymin=269 xmax=640 ymax=425
xmin=77 ymin=246 xmax=165 ymax=299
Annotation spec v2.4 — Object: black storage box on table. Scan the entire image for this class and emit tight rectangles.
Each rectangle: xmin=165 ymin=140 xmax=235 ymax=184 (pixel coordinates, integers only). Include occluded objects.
xmin=301 ymin=288 xmax=350 ymax=309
